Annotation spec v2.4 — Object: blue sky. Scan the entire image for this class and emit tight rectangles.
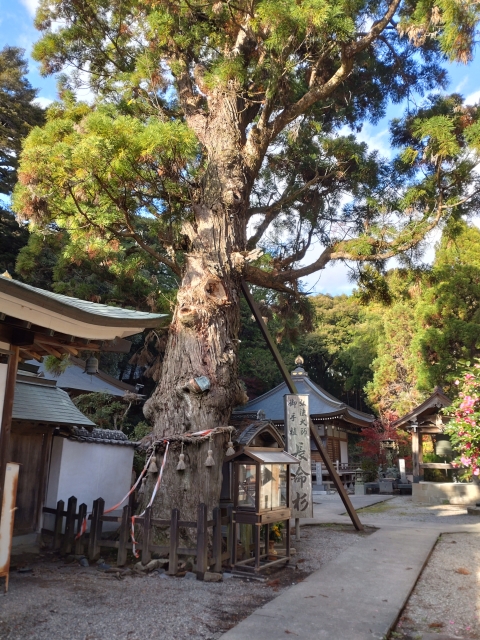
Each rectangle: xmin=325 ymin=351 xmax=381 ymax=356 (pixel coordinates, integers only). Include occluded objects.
xmin=1 ymin=0 xmax=480 ymax=295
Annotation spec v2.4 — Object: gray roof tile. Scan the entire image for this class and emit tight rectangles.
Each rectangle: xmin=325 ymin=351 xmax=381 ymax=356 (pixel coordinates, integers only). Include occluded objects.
xmin=12 ymin=381 xmax=95 ymax=427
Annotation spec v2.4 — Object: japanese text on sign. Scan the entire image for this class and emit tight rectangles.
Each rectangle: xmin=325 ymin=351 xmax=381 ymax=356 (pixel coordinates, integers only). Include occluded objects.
xmin=284 ymin=394 xmax=313 ymax=518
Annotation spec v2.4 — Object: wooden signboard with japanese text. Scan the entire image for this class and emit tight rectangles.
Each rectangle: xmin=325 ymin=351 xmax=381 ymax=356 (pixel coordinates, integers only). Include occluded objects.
xmin=284 ymin=394 xmax=313 ymax=519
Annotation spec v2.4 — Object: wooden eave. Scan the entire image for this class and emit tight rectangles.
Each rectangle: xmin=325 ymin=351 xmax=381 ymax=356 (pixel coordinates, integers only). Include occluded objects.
xmin=0 ymin=276 xmax=168 ymax=343
xmin=393 ymin=386 xmax=451 ymax=429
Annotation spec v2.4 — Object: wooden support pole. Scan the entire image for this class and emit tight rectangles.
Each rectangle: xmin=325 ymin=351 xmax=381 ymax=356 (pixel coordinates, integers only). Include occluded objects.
xmin=412 ymin=430 xmax=423 ymax=483
xmin=62 ymin=495 xmax=77 ymax=555
xmin=295 ymin=518 xmax=300 ymax=540
xmin=117 ymin=505 xmax=130 ymax=567
xmin=0 ymin=346 xmax=19 ymax=512
xmin=241 ymin=281 xmax=364 ymax=532
xmin=227 ymin=505 xmax=235 ymax=568
xmin=88 ymin=498 xmax=104 ymax=561
xmin=212 ymin=506 xmax=222 ymax=573
xmin=168 ymin=508 xmax=179 ymax=575
xmin=75 ymin=503 xmax=87 ymax=556
xmin=53 ymin=499 xmax=65 ymax=551
xmin=196 ymin=503 xmax=208 ymax=580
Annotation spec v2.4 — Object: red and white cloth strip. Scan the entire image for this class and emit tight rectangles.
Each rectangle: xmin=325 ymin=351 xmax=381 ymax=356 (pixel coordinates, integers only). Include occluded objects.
xmin=131 ymin=440 xmax=170 ymax=558
xmin=75 ymin=450 xmax=155 ymax=540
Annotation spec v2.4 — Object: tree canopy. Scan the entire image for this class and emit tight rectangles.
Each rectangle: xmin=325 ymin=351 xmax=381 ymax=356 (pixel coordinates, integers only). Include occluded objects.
xmin=13 ymin=0 xmax=480 ymax=294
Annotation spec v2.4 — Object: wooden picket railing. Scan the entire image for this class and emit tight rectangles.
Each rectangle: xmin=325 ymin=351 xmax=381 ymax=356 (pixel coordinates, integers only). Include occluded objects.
xmin=42 ymin=496 xmax=231 ymax=578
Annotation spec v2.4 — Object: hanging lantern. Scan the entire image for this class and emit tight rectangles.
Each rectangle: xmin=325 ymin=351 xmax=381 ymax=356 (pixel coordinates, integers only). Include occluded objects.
xmin=84 ymin=355 xmax=99 ymax=375
xmin=148 ymin=456 xmax=159 ymax=474
xmin=226 ymin=440 xmax=235 ymax=456
xmin=205 ymin=435 xmax=215 ymax=467
xmin=176 ymin=442 xmax=186 ymax=471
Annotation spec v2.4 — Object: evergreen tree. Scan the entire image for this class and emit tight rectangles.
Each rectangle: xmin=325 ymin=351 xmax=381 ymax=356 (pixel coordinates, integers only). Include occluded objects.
xmin=0 ymin=46 xmax=44 ymax=274
xmin=12 ymin=0 xmax=480 ymax=522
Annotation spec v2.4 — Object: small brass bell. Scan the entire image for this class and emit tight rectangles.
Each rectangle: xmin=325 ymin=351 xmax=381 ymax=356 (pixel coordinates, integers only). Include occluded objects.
xmin=84 ymin=355 xmax=99 ymax=375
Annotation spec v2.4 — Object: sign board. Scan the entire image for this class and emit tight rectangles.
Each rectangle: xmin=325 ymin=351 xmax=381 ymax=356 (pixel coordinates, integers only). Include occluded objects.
xmin=398 ymin=458 xmax=407 ymax=483
xmin=284 ymin=394 xmax=313 ymax=518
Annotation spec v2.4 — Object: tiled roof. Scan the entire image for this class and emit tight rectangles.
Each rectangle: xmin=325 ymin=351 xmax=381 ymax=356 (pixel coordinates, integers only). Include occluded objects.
xmin=69 ymin=426 xmax=135 ymax=447
xmin=236 ymin=365 xmax=374 ymax=427
xmin=0 ymin=277 xmax=167 ymax=328
xmin=12 ymin=380 xmax=95 ymax=427
xmin=27 ymin=358 xmax=134 ymax=397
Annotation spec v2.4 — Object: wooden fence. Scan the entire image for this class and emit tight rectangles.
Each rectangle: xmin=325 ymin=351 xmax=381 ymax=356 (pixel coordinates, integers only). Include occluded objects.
xmin=42 ymin=496 xmax=231 ymax=578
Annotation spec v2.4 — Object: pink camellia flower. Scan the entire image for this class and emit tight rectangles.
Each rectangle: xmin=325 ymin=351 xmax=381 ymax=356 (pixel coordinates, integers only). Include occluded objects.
xmin=474 ymin=468 xmax=480 ymax=476
xmin=455 ymin=380 xmax=460 ymax=385
xmin=461 ymin=456 xmax=471 ymax=466
xmin=466 ymin=443 xmax=472 ymax=449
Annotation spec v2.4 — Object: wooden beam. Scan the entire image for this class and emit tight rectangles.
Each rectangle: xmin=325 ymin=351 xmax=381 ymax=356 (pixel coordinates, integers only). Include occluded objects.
xmin=59 ymin=345 xmax=79 ymax=356
xmin=35 ymin=342 xmax=63 ymax=359
xmin=0 ymin=346 xmax=20 ymax=510
xmin=241 ymin=281 xmax=364 ymax=532
xmin=19 ymin=349 xmax=42 ymax=362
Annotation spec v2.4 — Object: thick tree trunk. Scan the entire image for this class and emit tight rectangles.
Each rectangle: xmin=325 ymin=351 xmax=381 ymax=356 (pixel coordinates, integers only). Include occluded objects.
xmin=142 ymin=85 xmax=252 ymax=534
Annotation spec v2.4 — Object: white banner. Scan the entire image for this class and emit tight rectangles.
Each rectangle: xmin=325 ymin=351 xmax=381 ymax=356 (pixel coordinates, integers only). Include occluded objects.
xmin=284 ymin=394 xmax=313 ymax=518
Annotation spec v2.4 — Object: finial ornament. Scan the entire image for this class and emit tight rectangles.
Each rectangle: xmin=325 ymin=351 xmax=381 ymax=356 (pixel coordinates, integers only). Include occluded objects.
xmin=295 ymin=355 xmax=304 ymax=366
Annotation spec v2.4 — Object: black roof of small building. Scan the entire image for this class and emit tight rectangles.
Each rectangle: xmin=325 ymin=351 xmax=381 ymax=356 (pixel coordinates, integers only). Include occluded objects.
xmin=393 ymin=386 xmax=451 ymax=430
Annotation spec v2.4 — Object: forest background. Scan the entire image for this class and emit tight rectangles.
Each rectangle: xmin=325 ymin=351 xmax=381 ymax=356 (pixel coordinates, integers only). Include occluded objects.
xmin=2 ymin=0 xmax=480 ymax=465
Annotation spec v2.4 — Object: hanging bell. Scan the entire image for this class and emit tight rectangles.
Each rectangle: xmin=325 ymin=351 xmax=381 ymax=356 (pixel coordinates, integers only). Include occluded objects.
xmin=84 ymin=355 xmax=99 ymax=375
xmin=176 ymin=453 xmax=186 ymax=471
xmin=226 ymin=440 xmax=235 ymax=456
xmin=205 ymin=449 xmax=215 ymax=467
xmin=148 ymin=456 xmax=159 ymax=474
xmin=138 ymin=477 xmax=146 ymax=495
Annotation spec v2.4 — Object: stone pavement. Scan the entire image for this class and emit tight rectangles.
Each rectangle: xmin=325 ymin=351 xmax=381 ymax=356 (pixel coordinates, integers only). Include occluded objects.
xmin=220 ymin=496 xmax=480 ymax=640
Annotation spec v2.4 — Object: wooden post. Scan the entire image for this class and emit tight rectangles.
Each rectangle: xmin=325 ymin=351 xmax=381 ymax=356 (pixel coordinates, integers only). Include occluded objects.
xmin=141 ymin=506 xmax=152 ymax=565
xmin=88 ymin=498 xmax=104 ymax=561
xmin=75 ymin=503 xmax=87 ymax=556
xmin=53 ymin=499 xmax=65 ymax=551
xmin=168 ymin=508 xmax=179 ymax=575
xmin=0 ymin=346 xmax=19 ymax=511
xmin=227 ymin=505 xmax=235 ymax=568
xmin=412 ymin=430 xmax=423 ymax=483
xmin=254 ymin=523 xmax=261 ymax=570
xmin=241 ymin=281 xmax=364 ymax=532
xmin=285 ymin=516 xmax=291 ymax=559
xmin=117 ymin=505 xmax=130 ymax=567
xmin=212 ymin=506 xmax=222 ymax=573
xmin=62 ymin=496 xmax=77 ymax=555
xmin=196 ymin=502 xmax=208 ymax=580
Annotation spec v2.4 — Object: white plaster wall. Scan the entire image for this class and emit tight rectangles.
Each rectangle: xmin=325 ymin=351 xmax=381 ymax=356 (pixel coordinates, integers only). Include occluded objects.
xmin=44 ymin=437 xmax=134 ymax=531
xmin=340 ymin=440 xmax=348 ymax=464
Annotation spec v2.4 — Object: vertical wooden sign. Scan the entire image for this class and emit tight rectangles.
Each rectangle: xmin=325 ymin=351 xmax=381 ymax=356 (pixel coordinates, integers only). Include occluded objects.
xmin=284 ymin=394 xmax=313 ymax=518
xmin=0 ymin=462 xmax=20 ymax=593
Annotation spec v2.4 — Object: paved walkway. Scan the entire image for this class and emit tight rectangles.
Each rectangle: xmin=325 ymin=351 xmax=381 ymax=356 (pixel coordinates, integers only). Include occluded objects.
xmin=220 ymin=496 xmax=480 ymax=640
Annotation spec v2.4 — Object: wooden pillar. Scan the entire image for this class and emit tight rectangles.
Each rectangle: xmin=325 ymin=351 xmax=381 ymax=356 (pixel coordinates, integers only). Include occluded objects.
xmin=0 ymin=346 xmax=19 ymax=513
xmin=412 ymin=430 xmax=423 ymax=483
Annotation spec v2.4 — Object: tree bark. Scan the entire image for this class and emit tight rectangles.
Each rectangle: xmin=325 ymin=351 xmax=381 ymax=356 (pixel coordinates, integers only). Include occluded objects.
xmin=143 ymin=84 xmax=251 ymax=528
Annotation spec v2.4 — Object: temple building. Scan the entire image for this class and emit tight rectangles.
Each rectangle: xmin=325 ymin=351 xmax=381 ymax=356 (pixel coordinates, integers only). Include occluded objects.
xmin=233 ymin=357 xmax=374 ymax=470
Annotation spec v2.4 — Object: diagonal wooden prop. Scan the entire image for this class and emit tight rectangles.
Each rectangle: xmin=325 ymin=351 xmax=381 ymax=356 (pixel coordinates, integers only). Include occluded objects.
xmin=241 ymin=281 xmax=364 ymax=531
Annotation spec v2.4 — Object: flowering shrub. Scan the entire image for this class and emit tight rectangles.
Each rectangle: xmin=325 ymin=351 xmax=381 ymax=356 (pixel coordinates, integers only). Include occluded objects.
xmin=444 ymin=366 xmax=480 ymax=477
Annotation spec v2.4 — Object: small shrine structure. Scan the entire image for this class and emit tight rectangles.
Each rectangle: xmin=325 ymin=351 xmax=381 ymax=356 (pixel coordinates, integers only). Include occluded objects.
xmin=0 ymin=276 xmax=166 ymax=546
xmin=394 ymin=386 xmax=480 ymax=505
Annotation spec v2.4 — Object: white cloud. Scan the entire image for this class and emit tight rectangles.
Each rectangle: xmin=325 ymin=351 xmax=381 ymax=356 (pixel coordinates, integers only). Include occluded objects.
xmin=19 ymin=0 xmax=39 ymax=17
xmin=33 ymin=96 xmax=54 ymax=109
xmin=465 ymin=89 xmax=480 ymax=106
xmin=454 ymin=76 xmax=469 ymax=93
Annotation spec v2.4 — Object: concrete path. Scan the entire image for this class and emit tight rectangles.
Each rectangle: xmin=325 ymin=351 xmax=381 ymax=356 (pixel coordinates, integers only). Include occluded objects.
xmin=220 ymin=498 xmax=480 ymax=640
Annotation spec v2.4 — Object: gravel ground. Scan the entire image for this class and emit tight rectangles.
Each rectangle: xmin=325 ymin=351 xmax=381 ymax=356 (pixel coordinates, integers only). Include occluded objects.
xmin=0 ymin=525 xmax=367 ymax=640
xmin=392 ymin=533 xmax=480 ymax=640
